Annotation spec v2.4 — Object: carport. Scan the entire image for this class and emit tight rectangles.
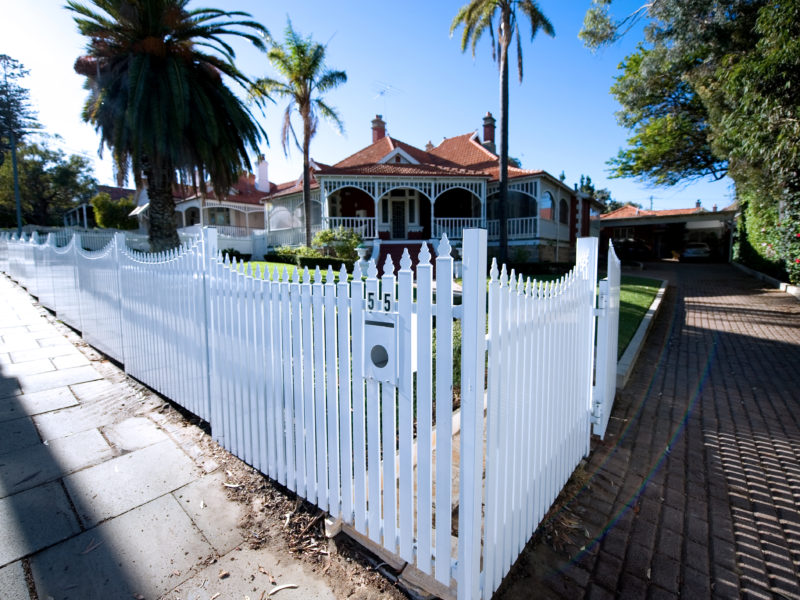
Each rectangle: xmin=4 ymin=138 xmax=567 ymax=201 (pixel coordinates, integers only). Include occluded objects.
xmin=598 ymin=203 xmax=737 ymax=260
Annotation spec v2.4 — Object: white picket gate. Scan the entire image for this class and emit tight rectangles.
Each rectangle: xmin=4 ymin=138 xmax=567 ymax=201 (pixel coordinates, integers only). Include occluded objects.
xmin=0 ymin=227 xmax=620 ymax=600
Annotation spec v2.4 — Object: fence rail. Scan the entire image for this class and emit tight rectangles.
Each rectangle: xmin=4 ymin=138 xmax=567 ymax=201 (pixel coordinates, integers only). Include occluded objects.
xmin=0 ymin=227 xmax=618 ymax=600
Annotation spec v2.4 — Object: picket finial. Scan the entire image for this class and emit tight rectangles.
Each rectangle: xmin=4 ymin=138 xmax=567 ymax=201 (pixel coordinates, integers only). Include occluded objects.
xmin=314 ymin=265 xmax=322 ymax=283
xmin=224 ymin=252 xmax=231 ymax=266
xmin=302 ymin=267 xmax=310 ymax=283
xmin=490 ymin=257 xmax=498 ymax=281
xmin=517 ymin=273 xmax=524 ymax=293
xmin=326 ymin=265 xmax=335 ymax=283
xmin=339 ymin=263 xmax=348 ymax=281
xmin=352 ymin=260 xmax=363 ymax=279
xmin=437 ymin=233 xmax=451 ymax=258
xmin=292 ymin=266 xmax=300 ymax=283
xmin=400 ymin=248 xmax=412 ymax=271
xmin=383 ymin=254 xmax=394 ymax=277
xmin=525 ymin=277 xmax=532 ymax=296
xmin=419 ymin=242 xmax=431 ymax=265
xmin=500 ymin=264 xmax=508 ymax=286
xmin=367 ymin=259 xmax=378 ymax=279
xmin=282 ymin=266 xmax=290 ymax=282
xmin=255 ymin=264 xmax=262 ymax=280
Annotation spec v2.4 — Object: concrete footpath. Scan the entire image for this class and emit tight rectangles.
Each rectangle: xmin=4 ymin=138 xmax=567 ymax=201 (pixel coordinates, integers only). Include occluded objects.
xmin=0 ymin=274 xmax=335 ymax=600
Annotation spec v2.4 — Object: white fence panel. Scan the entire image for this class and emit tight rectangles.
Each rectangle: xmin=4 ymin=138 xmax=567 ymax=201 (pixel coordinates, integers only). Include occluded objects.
xmin=50 ymin=235 xmax=83 ymax=331
xmin=75 ymin=236 xmax=124 ymax=362
xmin=592 ymin=241 xmax=621 ymax=438
xmin=118 ymin=232 xmax=212 ymax=422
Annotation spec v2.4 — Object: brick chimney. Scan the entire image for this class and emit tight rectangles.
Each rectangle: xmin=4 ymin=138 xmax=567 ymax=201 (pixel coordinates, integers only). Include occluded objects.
xmin=482 ymin=112 xmax=496 ymax=153
xmin=372 ymin=115 xmax=386 ymax=143
xmin=425 ymin=140 xmax=434 ymax=152
xmin=696 ymin=199 xmax=702 ymax=209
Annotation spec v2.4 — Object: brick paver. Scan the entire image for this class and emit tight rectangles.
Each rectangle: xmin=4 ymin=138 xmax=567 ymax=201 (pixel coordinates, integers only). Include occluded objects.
xmin=497 ymin=262 xmax=800 ymax=599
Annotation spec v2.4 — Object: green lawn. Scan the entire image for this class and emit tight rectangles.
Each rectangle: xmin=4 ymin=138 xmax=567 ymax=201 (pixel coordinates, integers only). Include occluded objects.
xmin=240 ymin=261 xmax=349 ymax=283
xmin=618 ymin=275 xmax=662 ymax=358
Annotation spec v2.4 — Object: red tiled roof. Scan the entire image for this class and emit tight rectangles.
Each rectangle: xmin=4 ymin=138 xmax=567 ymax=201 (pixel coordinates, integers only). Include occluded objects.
xmin=186 ymin=173 xmax=270 ymax=206
xmin=600 ymin=205 xmax=706 ymax=220
xmin=96 ymin=185 xmax=136 ymax=201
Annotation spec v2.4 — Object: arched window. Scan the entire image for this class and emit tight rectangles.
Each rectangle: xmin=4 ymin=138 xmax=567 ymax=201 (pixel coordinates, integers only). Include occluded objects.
xmin=559 ymin=199 xmax=569 ymax=225
xmin=540 ymin=192 xmax=554 ymax=220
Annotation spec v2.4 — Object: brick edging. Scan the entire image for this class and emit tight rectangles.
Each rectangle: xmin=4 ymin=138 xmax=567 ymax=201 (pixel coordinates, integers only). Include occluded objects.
xmin=616 ymin=279 xmax=668 ymax=388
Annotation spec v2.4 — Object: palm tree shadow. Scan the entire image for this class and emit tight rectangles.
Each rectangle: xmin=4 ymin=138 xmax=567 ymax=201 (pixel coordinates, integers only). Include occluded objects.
xmin=0 ymin=367 xmax=138 ymax=599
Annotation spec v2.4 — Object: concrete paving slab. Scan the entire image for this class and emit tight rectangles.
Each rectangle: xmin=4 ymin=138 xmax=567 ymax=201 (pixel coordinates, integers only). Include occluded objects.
xmin=0 ymin=429 xmax=113 ymax=499
xmin=35 ymin=336 xmax=72 ymax=349
xmin=50 ymin=353 xmax=90 ymax=370
xmin=0 ymin=560 xmax=29 ymax=599
xmin=0 ymin=387 xmax=78 ymax=423
xmin=101 ymin=416 xmax=168 ymax=453
xmin=17 ymin=365 xmax=101 ymax=395
xmin=173 ymin=471 xmax=245 ymax=555
xmin=1 ymin=359 xmax=55 ymax=378
xmin=9 ymin=345 xmax=79 ymax=364
xmin=0 ymin=378 xmax=22 ymax=400
xmin=0 ymin=352 xmax=10 ymax=365
xmin=166 ymin=545 xmax=336 ymax=600
xmin=63 ymin=439 xmax=198 ymax=528
xmin=0 ymin=481 xmax=81 ymax=566
xmin=0 ymin=417 xmax=39 ymax=457
xmin=0 ymin=336 xmax=41 ymax=354
xmin=30 ymin=493 xmax=214 ymax=600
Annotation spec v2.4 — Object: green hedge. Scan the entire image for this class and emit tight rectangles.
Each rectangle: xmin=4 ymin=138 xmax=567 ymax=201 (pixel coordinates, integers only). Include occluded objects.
xmin=297 ymin=256 xmax=356 ymax=272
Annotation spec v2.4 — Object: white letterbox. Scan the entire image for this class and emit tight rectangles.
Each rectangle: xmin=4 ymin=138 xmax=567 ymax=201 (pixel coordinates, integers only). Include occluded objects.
xmin=364 ymin=311 xmax=398 ymax=385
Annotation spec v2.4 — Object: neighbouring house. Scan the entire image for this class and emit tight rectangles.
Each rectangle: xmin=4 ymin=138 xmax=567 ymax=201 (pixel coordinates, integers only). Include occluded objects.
xmin=130 ymin=162 xmax=272 ymax=236
xmin=267 ymin=113 xmax=602 ymax=263
xmin=598 ymin=201 xmax=738 ymax=261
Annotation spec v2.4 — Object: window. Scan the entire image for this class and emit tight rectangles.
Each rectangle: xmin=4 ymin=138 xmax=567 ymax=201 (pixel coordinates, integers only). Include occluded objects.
xmin=540 ymin=192 xmax=554 ymax=220
xmin=559 ymin=199 xmax=569 ymax=224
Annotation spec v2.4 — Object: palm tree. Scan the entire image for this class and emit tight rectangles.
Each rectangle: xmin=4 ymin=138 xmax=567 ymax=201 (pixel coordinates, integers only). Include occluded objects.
xmin=451 ymin=1 xmax=554 ymax=263
xmin=250 ymin=20 xmax=346 ymax=247
xmin=68 ymin=0 xmax=269 ymax=252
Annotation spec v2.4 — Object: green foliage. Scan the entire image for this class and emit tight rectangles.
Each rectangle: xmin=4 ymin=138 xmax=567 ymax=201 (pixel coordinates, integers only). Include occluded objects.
xmin=312 ymin=227 xmax=363 ymax=260
xmin=250 ymin=19 xmax=347 ymax=247
xmin=0 ymin=142 xmax=95 ymax=227
xmin=90 ymin=192 xmax=138 ymax=230
xmin=221 ymin=248 xmax=252 ymax=262
xmin=732 ymin=193 xmax=788 ymax=281
xmin=68 ymin=0 xmax=268 ymax=252
xmin=0 ymin=55 xmax=39 ymax=151
xmin=296 ymin=255 xmax=355 ymax=272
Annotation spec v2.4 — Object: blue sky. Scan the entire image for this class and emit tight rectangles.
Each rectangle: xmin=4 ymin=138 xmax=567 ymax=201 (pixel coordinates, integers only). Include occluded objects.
xmin=1 ymin=0 xmax=735 ymax=211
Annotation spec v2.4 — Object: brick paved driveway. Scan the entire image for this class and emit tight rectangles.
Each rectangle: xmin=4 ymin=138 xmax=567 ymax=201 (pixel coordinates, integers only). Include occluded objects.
xmin=496 ymin=261 xmax=800 ymax=599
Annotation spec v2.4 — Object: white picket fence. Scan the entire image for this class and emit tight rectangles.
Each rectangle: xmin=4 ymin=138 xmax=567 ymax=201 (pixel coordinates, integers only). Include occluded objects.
xmin=0 ymin=228 xmax=620 ymax=600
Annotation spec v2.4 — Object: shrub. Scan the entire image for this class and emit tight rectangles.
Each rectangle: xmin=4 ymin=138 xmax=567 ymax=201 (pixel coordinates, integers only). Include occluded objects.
xmin=312 ymin=227 xmax=363 ymax=260
xmin=91 ymin=192 xmax=138 ymax=230
xmin=297 ymin=255 xmax=355 ymax=272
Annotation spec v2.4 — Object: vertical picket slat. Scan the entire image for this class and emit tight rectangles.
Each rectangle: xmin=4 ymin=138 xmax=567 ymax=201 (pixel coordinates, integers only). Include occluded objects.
xmin=324 ymin=267 xmax=340 ymax=516
xmin=301 ymin=270 xmax=316 ymax=503
xmin=312 ymin=268 xmax=328 ymax=510
xmin=434 ymin=235 xmax=453 ymax=586
xmin=380 ymin=256 xmax=397 ymax=553
xmin=484 ymin=259 xmax=501 ymax=599
xmin=365 ymin=260 xmax=381 ymax=544
xmin=396 ymin=250 xmax=414 ymax=562
xmin=336 ymin=265 xmax=353 ymax=521
xmin=350 ymin=263 xmax=367 ymax=532
xmin=290 ymin=269 xmax=305 ymax=497
xmin=416 ymin=243 xmax=434 ymax=576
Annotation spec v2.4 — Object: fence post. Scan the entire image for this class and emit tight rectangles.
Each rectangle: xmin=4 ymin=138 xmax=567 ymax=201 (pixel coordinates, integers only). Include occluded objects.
xmin=576 ymin=237 xmax=599 ymax=456
xmin=202 ymin=227 xmax=218 ymax=428
xmin=457 ymin=228 xmax=488 ymax=600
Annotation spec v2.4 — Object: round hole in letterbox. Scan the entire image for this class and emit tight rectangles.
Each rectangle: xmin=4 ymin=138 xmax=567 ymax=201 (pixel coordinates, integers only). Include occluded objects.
xmin=370 ymin=344 xmax=389 ymax=368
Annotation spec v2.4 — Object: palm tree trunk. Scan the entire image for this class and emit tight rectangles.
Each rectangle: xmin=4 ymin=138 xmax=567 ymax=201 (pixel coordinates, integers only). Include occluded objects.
xmin=302 ymin=126 xmax=312 ymax=248
xmin=498 ymin=10 xmax=511 ymax=264
xmin=143 ymin=156 xmax=180 ymax=253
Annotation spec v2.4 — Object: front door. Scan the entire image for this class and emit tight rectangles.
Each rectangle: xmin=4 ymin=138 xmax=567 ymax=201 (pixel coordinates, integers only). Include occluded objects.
xmin=392 ymin=201 xmax=406 ymax=239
